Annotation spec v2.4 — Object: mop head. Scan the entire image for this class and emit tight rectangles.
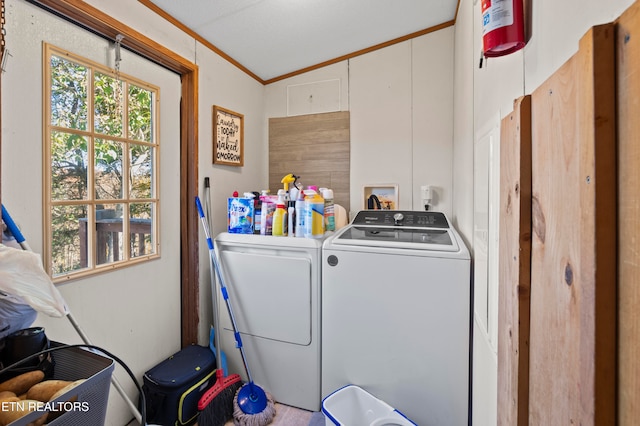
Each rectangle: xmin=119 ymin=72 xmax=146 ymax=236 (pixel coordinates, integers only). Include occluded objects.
xmin=232 ymin=384 xmax=276 ymax=426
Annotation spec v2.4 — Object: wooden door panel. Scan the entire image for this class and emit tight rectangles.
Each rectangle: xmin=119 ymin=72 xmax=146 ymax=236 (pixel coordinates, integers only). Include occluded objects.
xmin=497 ymin=95 xmax=532 ymax=426
xmin=528 ymin=24 xmax=616 ymax=426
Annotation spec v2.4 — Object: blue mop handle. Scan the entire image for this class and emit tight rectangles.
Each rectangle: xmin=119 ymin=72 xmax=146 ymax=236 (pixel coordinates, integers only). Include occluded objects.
xmin=195 ymin=197 xmax=214 ymax=248
xmin=1 ymin=205 xmax=32 ymax=251
xmin=195 ymin=196 xmax=255 ymax=384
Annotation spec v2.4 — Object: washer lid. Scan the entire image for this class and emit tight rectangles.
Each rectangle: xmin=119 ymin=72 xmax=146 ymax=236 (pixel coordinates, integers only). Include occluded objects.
xmin=331 ymin=210 xmax=461 ymax=251
xmin=332 ymin=225 xmax=459 ymax=251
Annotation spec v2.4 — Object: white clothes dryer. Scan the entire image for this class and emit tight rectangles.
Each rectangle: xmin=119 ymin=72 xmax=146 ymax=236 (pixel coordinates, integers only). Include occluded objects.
xmin=214 ymin=233 xmax=322 ymax=411
xmin=321 ymin=210 xmax=472 ymax=426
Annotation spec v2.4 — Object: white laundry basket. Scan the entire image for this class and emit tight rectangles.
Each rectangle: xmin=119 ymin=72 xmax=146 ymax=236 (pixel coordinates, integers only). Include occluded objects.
xmin=321 ymin=385 xmax=417 ymax=426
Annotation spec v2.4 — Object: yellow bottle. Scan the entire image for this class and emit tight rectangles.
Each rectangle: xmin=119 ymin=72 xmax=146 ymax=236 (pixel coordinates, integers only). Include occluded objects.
xmin=272 ymin=203 xmax=287 ymax=236
xmin=304 ymin=190 xmax=325 ymax=238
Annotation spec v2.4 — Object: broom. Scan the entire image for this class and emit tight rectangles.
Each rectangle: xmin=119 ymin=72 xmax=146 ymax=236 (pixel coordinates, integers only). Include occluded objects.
xmin=196 ymin=196 xmax=242 ymax=426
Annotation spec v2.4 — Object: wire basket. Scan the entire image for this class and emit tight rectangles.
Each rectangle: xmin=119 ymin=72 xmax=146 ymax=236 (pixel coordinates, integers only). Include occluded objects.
xmin=6 ymin=343 xmax=115 ymax=426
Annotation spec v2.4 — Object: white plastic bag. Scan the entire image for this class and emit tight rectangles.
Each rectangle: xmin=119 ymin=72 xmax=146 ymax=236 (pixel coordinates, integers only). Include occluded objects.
xmin=0 ymin=245 xmax=67 ymax=318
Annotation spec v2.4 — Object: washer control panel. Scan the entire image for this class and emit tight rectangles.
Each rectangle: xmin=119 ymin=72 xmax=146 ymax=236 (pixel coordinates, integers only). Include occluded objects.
xmin=352 ymin=210 xmax=449 ymax=228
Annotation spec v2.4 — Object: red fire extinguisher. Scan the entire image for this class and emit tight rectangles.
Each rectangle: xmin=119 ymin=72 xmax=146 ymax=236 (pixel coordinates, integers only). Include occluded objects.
xmin=481 ymin=0 xmax=526 ymax=57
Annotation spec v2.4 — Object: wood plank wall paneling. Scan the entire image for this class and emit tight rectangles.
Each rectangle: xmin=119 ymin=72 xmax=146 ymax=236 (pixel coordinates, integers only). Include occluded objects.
xmin=528 ymin=24 xmax=616 ymax=425
xmin=269 ymin=112 xmax=350 ymax=211
xmin=616 ymin=2 xmax=640 ymax=423
xmin=497 ymin=95 xmax=531 ymax=426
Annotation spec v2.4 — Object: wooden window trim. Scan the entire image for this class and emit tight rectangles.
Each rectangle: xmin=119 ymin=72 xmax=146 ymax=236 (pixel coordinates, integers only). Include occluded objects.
xmin=28 ymin=0 xmax=200 ymax=347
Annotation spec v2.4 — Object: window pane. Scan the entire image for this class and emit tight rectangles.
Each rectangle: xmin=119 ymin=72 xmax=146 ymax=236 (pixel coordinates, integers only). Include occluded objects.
xmin=94 ymin=72 xmax=123 ymax=137
xmin=50 ymin=55 xmax=88 ymax=131
xmin=96 ymin=204 xmax=124 ymax=266
xmin=45 ymin=46 xmax=161 ymax=280
xmin=130 ymin=143 xmax=153 ymax=199
xmin=129 ymin=84 xmax=153 ymax=142
xmin=130 ymin=202 xmax=155 ymax=258
xmin=94 ymin=139 xmax=123 ymax=200
xmin=51 ymin=204 xmax=88 ymax=276
xmin=50 ymin=131 xmax=88 ymax=201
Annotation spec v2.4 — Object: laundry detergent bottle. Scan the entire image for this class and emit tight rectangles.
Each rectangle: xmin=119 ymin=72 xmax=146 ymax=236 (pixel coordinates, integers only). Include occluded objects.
xmin=295 ymin=189 xmax=306 ymax=238
xmin=272 ymin=202 xmax=287 ymax=236
xmin=304 ymin=189 xmax=325 ymax=238
xmin=272 ymin=190 xmax=288 ymax=236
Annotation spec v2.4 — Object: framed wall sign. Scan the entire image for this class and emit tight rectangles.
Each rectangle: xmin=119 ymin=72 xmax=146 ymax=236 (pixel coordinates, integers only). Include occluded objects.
xmin=213 ymin=105 xmax=244 ymax=166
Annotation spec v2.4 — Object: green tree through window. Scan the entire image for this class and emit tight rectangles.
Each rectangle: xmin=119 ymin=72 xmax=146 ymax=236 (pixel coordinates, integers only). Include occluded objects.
xmin=45 ymin=44 xmax=160 ymax=280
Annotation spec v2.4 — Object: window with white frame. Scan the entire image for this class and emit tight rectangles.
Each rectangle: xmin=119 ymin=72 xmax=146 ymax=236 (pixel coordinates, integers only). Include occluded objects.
xmin=44 ymin=44 xmax=160 ymax=281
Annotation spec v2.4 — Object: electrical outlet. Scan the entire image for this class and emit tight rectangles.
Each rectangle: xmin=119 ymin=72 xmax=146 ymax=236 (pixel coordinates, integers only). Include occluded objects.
xmin=421 ymin=185 xmax=435 ymax=211
xmin=421 ymin=185 xmax=432 ymax=202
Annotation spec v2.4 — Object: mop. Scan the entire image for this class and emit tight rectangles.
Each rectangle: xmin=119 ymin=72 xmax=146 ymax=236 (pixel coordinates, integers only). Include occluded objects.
xmin=197 ymin=183 xmax=242 ymax=426
xmin=1 ymin=205 xmax=144 ymax=424
xmin=203 ymin=178 xmax=229 ymax=378
xmin=195 ymin=196 xmax=276 ymax=426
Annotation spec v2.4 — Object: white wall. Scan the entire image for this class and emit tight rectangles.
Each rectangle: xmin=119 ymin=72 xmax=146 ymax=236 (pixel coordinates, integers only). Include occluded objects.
xmin=2 ymin=1 xmax=266 ymax=425
xmin=195 ymin=41 xmax=267 ymax=351
xmin=264 ymin=28 xmax=456 ymax=218
xmin=3 ymin=2 xmax=181 ymax=425
xmin=264 ymin=63 xmax=350 ymax=117
xmin=80 ymin=0 xmax=268 ymax=346
xmin=2 ymin=0 xmax=637 ymax=424
xmin=471 ymin=2 xmax=525 ymax=424
xmin=412 ymin=29 xmax=455 ymax=216
xmin=349 ymin=42 xmax=415 ymax=212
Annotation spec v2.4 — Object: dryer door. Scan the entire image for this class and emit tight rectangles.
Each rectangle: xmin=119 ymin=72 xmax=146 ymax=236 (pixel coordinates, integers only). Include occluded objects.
xmin=218 ymin=250 xmax=312 ymax=345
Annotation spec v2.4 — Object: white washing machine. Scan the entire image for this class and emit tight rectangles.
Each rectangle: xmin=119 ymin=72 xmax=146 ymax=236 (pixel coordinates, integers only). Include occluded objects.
xmin=214 ymin=233 xmax=322 ymax=411
xmin=322 ymin=210 xmax=471 ymax=426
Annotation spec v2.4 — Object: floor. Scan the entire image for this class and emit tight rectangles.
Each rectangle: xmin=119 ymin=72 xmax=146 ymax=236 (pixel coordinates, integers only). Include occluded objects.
xmin=127 ymin=402 xmax=324 ymax=426
xmin=223 ymin=402 xmax=320 ymax=425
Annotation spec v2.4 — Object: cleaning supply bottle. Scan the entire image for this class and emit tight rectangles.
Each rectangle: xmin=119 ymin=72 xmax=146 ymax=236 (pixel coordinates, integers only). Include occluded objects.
xmin=304 ymin=188 xmax=325 ymax=238
xmin=321 ymin=188 xmax=335 ymax=232
xmin=260 ymin=190 xmax=275 ymax=236
xmin=295 ymin=189 xmax=306 ymax=238
xmin=280 ymin=173 xmax=296 ymax=201
xmin=288 ymin=187 xmax=297 ymax=237
xmin=253 ymin=191 xmax=263 ymax=234
xmin=244 ymin=192 xmax=257 ymax=234
xmin=272 ymin=190 xmax=288 ymax=236
xmin=272 ymin=202 xmax=287 ymax=236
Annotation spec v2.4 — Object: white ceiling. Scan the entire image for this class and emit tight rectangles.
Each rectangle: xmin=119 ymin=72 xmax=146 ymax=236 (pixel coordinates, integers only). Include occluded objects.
xmin=146 ymin=0 xmax=459 ymax=82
